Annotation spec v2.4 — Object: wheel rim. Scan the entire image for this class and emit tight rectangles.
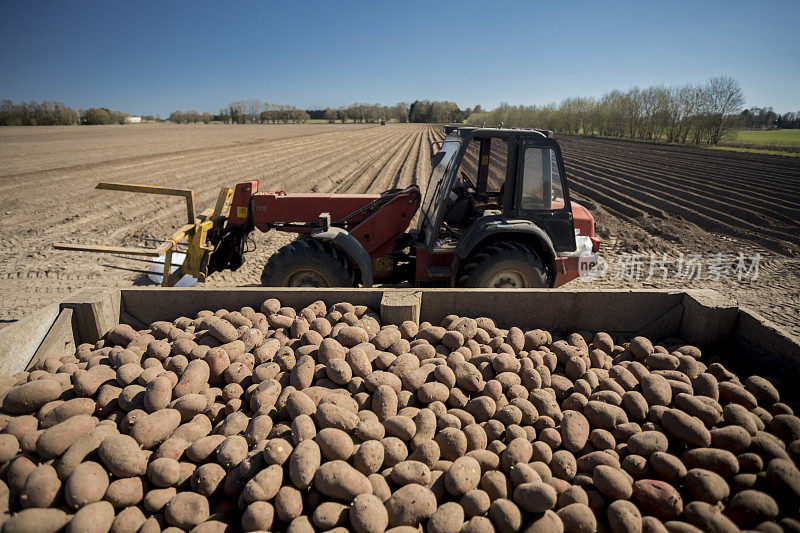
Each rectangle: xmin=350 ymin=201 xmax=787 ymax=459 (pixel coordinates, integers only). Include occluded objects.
xmin=286 ymin=269 xmax=330 ymax=287
xmin=486 ymin=270 xmax=526 ymax=288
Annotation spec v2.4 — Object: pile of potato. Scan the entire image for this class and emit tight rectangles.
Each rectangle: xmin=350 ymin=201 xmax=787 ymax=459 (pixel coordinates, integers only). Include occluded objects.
xmin=0 ymin=298 xmax=799 ymax=533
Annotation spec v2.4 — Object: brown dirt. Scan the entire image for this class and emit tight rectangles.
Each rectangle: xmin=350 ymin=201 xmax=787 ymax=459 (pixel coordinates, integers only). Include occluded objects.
xmin=1 ymin=125 xmax=797 ymax=339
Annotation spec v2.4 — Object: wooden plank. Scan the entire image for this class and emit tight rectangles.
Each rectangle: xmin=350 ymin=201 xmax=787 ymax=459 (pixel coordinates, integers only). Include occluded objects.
xmin=680 ymin=290 xmax=738 ymax=347
xmin=634 ymin=304 xmax=684 ymax=342
xmin=29 ymin=308 xmax=76 ymax=370
xmin=735 ymin=308 xmax=800 ymax=383
xmin=0 ymin=304 xmax=60 ymax=375
xmin=381 ymin=290 xmax=421 ymax=325
xmin=61 ymin=289 xmax=121 ymax=344
xmin=419 ymin=289 xmax=685 ymax=333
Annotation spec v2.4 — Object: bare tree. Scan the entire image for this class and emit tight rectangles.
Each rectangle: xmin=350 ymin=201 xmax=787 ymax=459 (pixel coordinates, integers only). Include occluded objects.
xmin=699 ymin=75 xmax=745 ymax=144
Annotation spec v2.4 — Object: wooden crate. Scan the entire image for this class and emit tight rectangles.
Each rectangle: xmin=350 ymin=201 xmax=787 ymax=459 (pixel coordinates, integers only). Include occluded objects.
xmin=1 ymin=288 xmax=797 ymax=382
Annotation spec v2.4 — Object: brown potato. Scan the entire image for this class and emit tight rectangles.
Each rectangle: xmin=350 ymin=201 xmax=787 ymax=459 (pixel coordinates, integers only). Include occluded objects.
xmin=314 ymin=460 xmax=371 ymax=501
xmin=19 ymin=464 xmax=61 ymax=509
xmin=3 ymin=508 xmax=69 ymax=533
xmin=36 ymin=414 xmax=97 ymax=459
xmin=632 ymin=479 xmax=683 ymax=520
xmin=65 ymin=461 xmax=109 ymax=508
xmin=385 ymin=483 xmax=437 ymax=527
xmin=98 ymin=434 xmax=147 ymax=477
xmin=513 ymin=482 xmax=557 ymax=513
xmin=67 ymin=500 xmax=115 ymax=533
xmin=130 ymin=408 xmax=181 ymax=449
xmin=165 ymin=491 xmax=210 ymax=529
xmin=242 ymin=464 xmax=283 ymax=502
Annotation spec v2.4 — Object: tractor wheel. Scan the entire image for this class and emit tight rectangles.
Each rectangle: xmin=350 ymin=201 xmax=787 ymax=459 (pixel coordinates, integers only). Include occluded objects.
xmin=261 ymin=239 xmax=356 ymax=287
xmin=457 ymin=242 xmax=550 ymax=288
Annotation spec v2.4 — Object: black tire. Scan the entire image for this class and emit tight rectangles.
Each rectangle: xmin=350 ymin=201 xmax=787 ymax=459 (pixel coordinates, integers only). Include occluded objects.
xmin=261 ymin=239 xmax=356 ymax=287
xmin=457 ymin=242 xmax=550 ymax=288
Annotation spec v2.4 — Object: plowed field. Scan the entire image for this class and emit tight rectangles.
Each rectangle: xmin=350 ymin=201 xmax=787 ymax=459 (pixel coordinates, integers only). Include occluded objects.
xmin=558 ymin=135 xmax=800 ymax=337
xmin=0 ymin=125 xmax=797 ymax=338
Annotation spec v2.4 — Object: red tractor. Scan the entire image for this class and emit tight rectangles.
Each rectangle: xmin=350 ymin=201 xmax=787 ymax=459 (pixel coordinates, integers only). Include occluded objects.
xmin=212 ymin=126 xmax=600 ymax=288
xmin=57 ymin=127 xmax=600 ymax=288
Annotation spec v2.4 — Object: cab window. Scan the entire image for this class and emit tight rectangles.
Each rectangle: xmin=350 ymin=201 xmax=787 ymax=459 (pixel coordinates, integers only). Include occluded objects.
xmin=486 ymin=138 xmax=508 ymax=193
xmin=520 ymin=147 xmax=565 ymax=210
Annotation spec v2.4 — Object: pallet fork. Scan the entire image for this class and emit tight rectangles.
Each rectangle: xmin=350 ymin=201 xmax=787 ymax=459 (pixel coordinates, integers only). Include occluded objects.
xmin=55 ymin=183 xmax=233 ymax=286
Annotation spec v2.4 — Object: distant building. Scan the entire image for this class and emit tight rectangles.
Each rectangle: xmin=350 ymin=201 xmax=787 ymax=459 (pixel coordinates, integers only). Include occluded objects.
xmin=125 ymin=116 xmax=142 ymax=124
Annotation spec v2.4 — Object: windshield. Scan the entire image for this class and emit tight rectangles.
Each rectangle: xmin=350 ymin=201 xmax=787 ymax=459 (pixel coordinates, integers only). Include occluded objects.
xmin=419 ymin=141 xmax=460 ymax=232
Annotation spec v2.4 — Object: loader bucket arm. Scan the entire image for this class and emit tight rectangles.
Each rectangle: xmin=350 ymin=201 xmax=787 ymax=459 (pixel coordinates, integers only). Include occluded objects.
xmin=54 ymin=182 xmax=233 ymax=286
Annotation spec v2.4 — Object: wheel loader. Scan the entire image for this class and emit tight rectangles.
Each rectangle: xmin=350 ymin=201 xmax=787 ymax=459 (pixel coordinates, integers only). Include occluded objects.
xmin=56 ymin=127 xmax=600 ymax=288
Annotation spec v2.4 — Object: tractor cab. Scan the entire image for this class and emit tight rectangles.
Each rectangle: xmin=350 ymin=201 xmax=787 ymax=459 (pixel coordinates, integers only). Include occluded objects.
xmin=413 ymin=126 xmax=600 ymax=287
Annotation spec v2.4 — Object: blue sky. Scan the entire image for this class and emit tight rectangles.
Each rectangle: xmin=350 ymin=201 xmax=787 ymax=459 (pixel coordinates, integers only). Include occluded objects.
xmin=1 ymin=0 xmax=798 ymax=116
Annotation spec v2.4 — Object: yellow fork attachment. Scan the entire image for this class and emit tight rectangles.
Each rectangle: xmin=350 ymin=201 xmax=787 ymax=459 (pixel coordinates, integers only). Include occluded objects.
xmin=55 ymin=182 xmax=234 ymax=286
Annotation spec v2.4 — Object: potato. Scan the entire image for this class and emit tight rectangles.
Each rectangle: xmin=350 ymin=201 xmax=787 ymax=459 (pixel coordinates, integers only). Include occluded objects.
xmin=725 ymin=490 xmax=779 ymax=525
xmin=112 ymin=506 xmax=148 ymax=533
xmin=99 ymin=434 xmax=147 ymax=477
xmin=557 ymin=410 xmax=589 ymax=453
xmin=19 ymin=464 xmax=61 ymax=509
xmin=0 ymin=432 xmax=19 ymax=462
xmin=488 ymin=498 xmax=522 ymax=533
xmin=385 ymin=483 xmax=437 ymax=527
xmin=648 ymin=452 xmax=687 ymax=483
xmin=513 ymin=482 xmax=557 ymax=513
xmin=144 ymin=376 xmax=172 ymax=412
xmin=3 ymin=508 xmax=69 ymax=533
xmin=312 ymin=501 xmax=349 ymax=529
xmin=316 ymin=427 xmax=354 ymax=461
xmin=584 ymin=401 xmax=628 ymax=430
xmin=683 ymin=468 xmax=729 ymax=504
xmin=435 ymin=427 xmax=468 ymax=461
xmin=558 ymin=503 xmax=596 ymax=533
xmin=709 ymin=425 xmax=751 ymax=452
xmin=67 ymin=500 xmax=115 ymax=533
xmin=591 ymin=465 xmax=631 ymax=500
xmin=314 ymin=460 xmax=372 ymax=501
xmin=147 ymin=457 xmax=181 ymax=487
xmin=443 ymin=456 xmax=481 ymax=496
xmin=316 ymin=402 xmax=360 ymax=432
xmin=627 ymin=431 xmax=668 ymax=457
xmin=632 ymin=479 xmax=683 ymax=520
xmin=682 ymin=447 xmax=738 ymax=477
xmin=241 ymin=501 xmax=275 ymax=531
xmin=660 ymin=409 xmax=711 ymax=448
xmin=676 ymin=502 xmax=735 ymax=533
xmin=104 ymin=477 xmax=144 ymax=508
xmin=271 ymin=485 xmax=302 ymax=523
xmin=65 ymin=461 xmax=108 ymax=508
xmin=165 ymin=491 xmax=210 ymax=529
xmin=130 ymin=408 xmax=181 ymax=449
xmin=607 ymin=499 xmax=642 ymax=533
xmin=40 ymin=397 xmax=95 ymax=428
xmin=36 ymin=414 xmax=97 ymax=459
xmin=207 ymin=319 xmax=239 ymax=344
xmin=143 ymin=487 xmax=176 ymax=514
xmin=289 ymin=439 xmax=320 ymax=489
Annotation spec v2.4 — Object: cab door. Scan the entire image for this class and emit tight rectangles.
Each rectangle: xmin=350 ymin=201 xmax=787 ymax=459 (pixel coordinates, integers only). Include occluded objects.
xmin=512 ymin=138 xmax=576 ymax=252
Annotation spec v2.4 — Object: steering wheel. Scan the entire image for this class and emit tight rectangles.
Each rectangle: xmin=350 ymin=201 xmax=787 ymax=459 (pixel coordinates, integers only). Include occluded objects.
xmin=459 ymin=171 xmax=477 ymax=192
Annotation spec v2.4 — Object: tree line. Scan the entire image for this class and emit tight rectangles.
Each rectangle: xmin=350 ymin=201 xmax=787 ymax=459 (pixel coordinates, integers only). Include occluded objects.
xmin=739 ymin=107 xmax=800 ymax=130
xmin=0 ymin=100 xmax=135 ymax=126
xmin=466 ymin=76 xmax=791 ymax=145
xmin=214 ymin=101 xmax=416 ymax=124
